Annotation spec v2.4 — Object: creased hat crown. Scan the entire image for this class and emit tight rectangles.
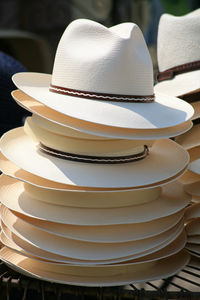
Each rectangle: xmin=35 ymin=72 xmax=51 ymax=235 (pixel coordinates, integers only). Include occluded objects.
xmin=157 ymin=10 xmax=200 ymax=72
xmin=52 ymin=19 xmax=154 ymax=96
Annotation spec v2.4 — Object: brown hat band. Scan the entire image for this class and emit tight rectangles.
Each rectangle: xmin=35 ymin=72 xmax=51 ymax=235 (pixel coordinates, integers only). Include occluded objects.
xmin=39 ymin=143 xmax=149 ymax=164
xmin=49 ymin=84 xmax=155 ymax=102
xmin=157 ymin=60 xmax=200 ymax=82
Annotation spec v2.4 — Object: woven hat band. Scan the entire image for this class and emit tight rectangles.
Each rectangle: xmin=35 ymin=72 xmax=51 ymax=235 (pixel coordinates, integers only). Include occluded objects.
xmin=49 ymin=84 xmax=155 ymax=103
xmin=39 ymin=143 xmax=149 ymax=164
xmin=157 ymin=60 xmax=200 ymax=82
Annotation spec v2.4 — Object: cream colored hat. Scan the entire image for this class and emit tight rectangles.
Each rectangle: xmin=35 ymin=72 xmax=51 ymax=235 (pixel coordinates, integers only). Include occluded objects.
xmin=0 ymin=226 xmax=187 ymax=265
xmin=155 ymin=9 xmax=200 ymax=97
xmin=12 ymin=90 xmax=193 ymax=140
xmin=0 ymin=127 xmax=189 ymax=188
xmin=175 ymin=124 xmax=200 ymax=150
xmin=12 ymin=19 xmax=193 ymax=131
xmin=0 ymin=215 xmax=184 ymax=261
xmin=0 ymin=247 xmax=190 ymax=286
xmin=0 ymin=174 xmax=161 ymax=208
xmin=0 ymin=152 xmax=187 ymax=191
xmin=0 ymin=179 xmax=190 ymax=225
xmin=0 ymin=204 xmax=184 ymax=243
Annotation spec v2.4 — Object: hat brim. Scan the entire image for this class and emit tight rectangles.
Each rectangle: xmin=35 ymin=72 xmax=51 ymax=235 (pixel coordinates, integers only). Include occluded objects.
xmin=0 ymin=227 xmax=187 ymax=265
xmin=191 ymin=101 xmax=200 ymax=120
xmin=0 ymin=200 xmax=185 ymax=242
xmin=0 ymin=152 xmax=188 ymax=191
xmin=0 ymin=209 xmax=184 ymax=260
xmin=154 ymin=70 xmax=200 ymax=97
xmin=0 ymin=247 xmax=190 ymax=286
xmin=12 ymin=89 xmax=193 ymax=140
xmin=175 ymin=124 xmax=200 ymax=150
xmin=12 ymin=73 xmax=194 ymax=130
xmin=0 ymin=178 xmax=190 ymax=225
xmin=188 ymin=158 xmax=200 ymax=175
xmin=0 ymin=174 xmax=161 ymax=208
xmin=0 ymin=127 xmax=189 ymax=188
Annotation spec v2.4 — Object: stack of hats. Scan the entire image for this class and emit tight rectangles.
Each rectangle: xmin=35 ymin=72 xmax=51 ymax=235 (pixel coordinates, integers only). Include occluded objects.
xmin=0 ymin=19 xmax=194 ymax=286
xmin=154 ymin=9 xmax=200 ymax=201
xmin=154 ymin=9 xmax=200 ymax=259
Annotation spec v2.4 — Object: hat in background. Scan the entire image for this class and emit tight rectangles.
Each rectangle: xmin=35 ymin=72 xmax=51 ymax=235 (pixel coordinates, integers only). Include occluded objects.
xmin=155 ymin=9 xmax=200 ymax=97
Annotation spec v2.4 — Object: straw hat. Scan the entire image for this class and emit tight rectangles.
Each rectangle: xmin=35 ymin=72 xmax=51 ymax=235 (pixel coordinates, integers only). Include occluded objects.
xmin=179 ymin=169 xmax=200 ymax=185
xmin=155 ymin=9 xmax=200 ymax=97
xmin=0 ymin=247 xmax=190 ymax=286
xmin=0 ymin=174 xmax=162 ymax=208
xmin=0 ymin=226 xmax=187 ymax=265
xmin=12 ymin=90 xmax=193 ymax=140
xmin=0 ymin=178 xmax=190 ymax=225
xmin=0 ymin=204 xmax=184 ymax=243
xmin=0 ymin=216 xmax=184 ymax=261
xmin=24 ymin=116 xmax=154 ymax=156
xmin=0 ymin=127 xmax=189 ymax=188
xmin=12 ymin=19 xmax=193 ymax=131
xmin=175 ymin=124 xmax=200 ymax=150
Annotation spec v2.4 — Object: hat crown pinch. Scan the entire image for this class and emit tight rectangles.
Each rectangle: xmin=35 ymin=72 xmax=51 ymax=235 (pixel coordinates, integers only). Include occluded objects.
xmin=51 ymin=19 xmax=154 ymax=98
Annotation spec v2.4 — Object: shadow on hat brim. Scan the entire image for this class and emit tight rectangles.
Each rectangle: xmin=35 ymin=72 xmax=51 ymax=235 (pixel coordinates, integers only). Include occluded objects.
xmin=0 ymin=152 xmax=189 ymax=191
xmin=12 ymin=89 xmax=193 ymax=140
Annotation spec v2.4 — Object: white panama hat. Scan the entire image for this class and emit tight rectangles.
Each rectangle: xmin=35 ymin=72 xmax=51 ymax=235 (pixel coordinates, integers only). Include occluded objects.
xmin=0 ymin=213 xmax=184 ymax=261
xmin=155 ymin=10 xmax=200 ymax=97
xmin=0 ymin=226 xmax=187 ymax=265
xmin=0 ymin=152 xmax=188 ymax=191
xmin=0 ymin=203 xmax=184 ymax=243
xmin=0 ymin=247 xmax=190 ymax=286
xmin=0 ymin=174 xmax=162 ymax=208
xmin=12 ymin=89 xmax=193 ymax=140
xmin=0 ymin=127 xmax=189 ymax=188
xmin=12 ymin=19 xmax=193 ymax=131
xmin=0 ymin=178 xmax=190 ymax=226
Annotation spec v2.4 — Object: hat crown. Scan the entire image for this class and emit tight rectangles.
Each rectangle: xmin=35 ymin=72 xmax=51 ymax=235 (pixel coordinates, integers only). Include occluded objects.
xmin=52 ymin=19 xmax=154 ymax=96
xmin=157 ymin=10 xmax=200 ymax=72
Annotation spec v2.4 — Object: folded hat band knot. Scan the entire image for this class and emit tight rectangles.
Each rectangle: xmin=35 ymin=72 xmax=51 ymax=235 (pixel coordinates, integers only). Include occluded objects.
xmin=39 ymin=143 xmax=149 ymax=164
xmin=157 ymin=60 xmax=200 ymax=82
xmin=49 ymin=84 xmax=155 ymax=103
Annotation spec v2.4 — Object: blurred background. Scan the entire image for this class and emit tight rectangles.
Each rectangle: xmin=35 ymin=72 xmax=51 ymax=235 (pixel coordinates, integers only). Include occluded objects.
xmin=0 ymin=0 xmax=199 ymax=136
xmin=0 ymin=0 xmax=199 ymax=73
